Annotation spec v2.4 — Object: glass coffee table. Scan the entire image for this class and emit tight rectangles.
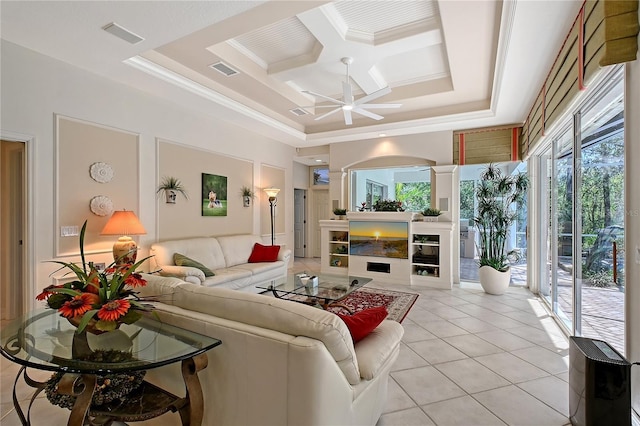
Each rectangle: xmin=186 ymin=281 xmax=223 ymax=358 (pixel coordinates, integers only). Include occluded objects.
xmin=0 ymin=309 xmax=221 ymax=426
xmin=256 ymin=273 xmax=371 ymax=311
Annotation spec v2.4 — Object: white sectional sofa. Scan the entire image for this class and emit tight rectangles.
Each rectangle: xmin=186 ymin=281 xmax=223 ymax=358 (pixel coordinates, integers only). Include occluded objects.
xmin=138 ymin=274 xmax=404 ymax=426
xmin=149 ymin=234 xmax=291 ymax=292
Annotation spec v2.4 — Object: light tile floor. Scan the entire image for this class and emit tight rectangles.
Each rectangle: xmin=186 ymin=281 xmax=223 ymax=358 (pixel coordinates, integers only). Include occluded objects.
xmin=1 ymin=258 xmax=572 ymax=425
xmin=298 ymin=258 xmax=572 ymax=426
xmin=461 ymin=256 xmax=625 ymax=354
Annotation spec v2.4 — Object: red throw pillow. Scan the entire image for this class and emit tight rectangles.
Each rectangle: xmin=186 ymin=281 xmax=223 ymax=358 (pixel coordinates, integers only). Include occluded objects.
xmin=248 ymin=243 xmax=280 ymax=263
xmin=337 ymin=306 xmax=388 ymax=343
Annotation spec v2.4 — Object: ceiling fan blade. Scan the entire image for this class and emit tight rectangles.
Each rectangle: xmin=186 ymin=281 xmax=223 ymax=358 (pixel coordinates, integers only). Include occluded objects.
xmin=302 ymin=90 xmax=344 ymax=105
xmin=342 ymin=81 xmax=353 ymax=104
xmin=352 ymin=108 xmax=384 ymax=121
xmin=314 ymin=107 xmax=342 ymax=121
xmin=343 ymin=109 xmax=353 ymax=125
xmin=358 ymin=103 xmax=402 ymax=109
xmin=353 ymin=86 xmax=392 ymax=106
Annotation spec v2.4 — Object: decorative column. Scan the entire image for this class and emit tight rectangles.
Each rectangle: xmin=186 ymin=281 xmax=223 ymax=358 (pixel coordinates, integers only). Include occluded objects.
xmin=329 ymin=170 xmax=347 ymax=211
xmin=431 ymin=165 xmax=459 ymax=283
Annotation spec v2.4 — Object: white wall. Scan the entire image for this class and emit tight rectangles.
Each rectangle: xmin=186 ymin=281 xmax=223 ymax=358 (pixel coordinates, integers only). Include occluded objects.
xmin=329 ymin=131 xmax=453 ymax=171
xmin=292 ymin=161 xmax=310 ymax=189
xmin=0 ymin=40 xmax=296 ymax=301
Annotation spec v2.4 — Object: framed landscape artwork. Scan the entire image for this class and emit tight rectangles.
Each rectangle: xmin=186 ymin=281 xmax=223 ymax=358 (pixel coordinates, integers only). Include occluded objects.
xmin=201 ymin=173 xmax=228 ymax=216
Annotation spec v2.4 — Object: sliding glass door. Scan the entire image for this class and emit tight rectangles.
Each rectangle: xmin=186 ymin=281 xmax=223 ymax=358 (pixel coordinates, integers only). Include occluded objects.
xmin=536 ymin=68 xmax=625 ymax=353
xmin=539 ymin=128 xmax=574 ymax=330
xmin=577 ymin=78 xmax=625 ymax=351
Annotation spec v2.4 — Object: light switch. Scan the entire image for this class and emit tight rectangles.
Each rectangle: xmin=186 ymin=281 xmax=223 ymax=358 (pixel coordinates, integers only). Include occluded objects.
xmin=61 ymin=225 xmax=79 ymax=237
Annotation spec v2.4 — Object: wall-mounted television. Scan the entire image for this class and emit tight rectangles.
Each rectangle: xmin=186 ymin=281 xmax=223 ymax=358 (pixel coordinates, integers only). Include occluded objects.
xmin=349 ymin=221 xmax=409 ymax=259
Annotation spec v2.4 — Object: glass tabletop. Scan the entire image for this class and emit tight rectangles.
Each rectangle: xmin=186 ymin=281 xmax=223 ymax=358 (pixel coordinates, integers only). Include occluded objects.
xmin=256 ymin=273 xmax=371 ymax=303
xmin=0 ymin=309 xmax=221 ymax=374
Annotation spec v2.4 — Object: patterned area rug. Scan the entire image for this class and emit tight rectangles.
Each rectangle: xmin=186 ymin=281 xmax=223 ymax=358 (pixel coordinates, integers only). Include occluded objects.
xmin=327 ymin=287 xmax=419 ymax=323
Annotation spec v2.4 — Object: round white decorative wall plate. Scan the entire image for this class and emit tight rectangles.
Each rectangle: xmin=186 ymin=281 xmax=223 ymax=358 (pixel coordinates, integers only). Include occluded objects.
xmin=90 ymin=195 xmax=114 ymax=217
xmin=90 ymin=162 xmax=114 ymax=183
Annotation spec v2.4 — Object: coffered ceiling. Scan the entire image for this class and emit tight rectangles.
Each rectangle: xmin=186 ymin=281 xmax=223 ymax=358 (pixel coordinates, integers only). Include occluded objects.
xmin=1 ymin=1 xmax=582 ymax=148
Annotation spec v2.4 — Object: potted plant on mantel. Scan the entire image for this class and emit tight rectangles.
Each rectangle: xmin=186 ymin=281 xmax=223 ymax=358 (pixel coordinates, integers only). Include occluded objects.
xmin=421 ymin=207 xmax=442 ymax=222
xmin=157 ymin=176 xmax=188 ymax=204
xmin=333 ymin=208 xmax=347 ymax=220
xmin=373 ymin=199 xmax=404 ymax=212
xmin=474 ymin=163 xmax=528 ymax=295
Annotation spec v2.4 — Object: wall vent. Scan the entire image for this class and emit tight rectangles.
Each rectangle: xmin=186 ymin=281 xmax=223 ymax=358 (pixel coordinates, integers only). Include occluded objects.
xmin=209 ymin=62 xmax=239 ymax=77
xmin=290 ymin=107 xmax=309 ymax=116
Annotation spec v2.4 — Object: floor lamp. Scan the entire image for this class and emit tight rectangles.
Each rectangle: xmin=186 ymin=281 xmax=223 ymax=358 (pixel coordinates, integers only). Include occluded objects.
xmin=264 ymin=188 xmax=280 ymax=245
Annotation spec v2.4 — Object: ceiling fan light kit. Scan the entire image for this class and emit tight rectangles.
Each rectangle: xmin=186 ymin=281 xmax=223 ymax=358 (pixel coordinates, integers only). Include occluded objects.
xmin=302 ymin=57 xmax=402 ymax=125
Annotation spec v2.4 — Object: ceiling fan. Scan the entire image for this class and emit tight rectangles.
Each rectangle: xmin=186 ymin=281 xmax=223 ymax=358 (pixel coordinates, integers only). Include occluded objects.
xmin=301 ymin=57 xmax=402 ymax=126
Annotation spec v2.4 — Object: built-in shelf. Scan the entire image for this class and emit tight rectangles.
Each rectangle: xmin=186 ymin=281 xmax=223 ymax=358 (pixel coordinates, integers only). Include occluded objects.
xmin=410 ymin=221 xmax=454 ymax=288
xmin=412 ymin=234 xmax=440 ymax=278
xmin=320 ymin=216 xmax=454 ymax=288
xmin=320 ymin=221 xmax=349 ymax=274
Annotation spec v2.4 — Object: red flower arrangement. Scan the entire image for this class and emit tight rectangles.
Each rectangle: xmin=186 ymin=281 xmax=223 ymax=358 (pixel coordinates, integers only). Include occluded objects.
xmin=37 ymin=221 xmax=154 ymax=333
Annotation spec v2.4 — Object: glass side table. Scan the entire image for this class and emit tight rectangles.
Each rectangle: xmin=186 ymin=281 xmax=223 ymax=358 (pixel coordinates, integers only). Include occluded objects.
xmin=0 ymin=309 xmax=221 ymax=426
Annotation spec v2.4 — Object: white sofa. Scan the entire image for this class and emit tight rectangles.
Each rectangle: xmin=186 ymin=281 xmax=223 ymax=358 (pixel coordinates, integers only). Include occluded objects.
xmin=149 ymin=235 xmax=291 ymax=292
xmin=138 ymin=274 xmax=404 ymax=426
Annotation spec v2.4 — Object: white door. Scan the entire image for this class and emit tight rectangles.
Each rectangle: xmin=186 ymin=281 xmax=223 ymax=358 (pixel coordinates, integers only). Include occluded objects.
xmin=312 ymin=189 xmax=330 ymax=257
xmin=294 ymin=189 xmax=306 ymax=257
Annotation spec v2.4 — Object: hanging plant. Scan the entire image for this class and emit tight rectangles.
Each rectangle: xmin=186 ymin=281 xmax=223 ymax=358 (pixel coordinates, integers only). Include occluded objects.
xmin=240 ymin=186 xmax=254 ymax=207
xmin=156 ymin=176 xmax=188 ymax=204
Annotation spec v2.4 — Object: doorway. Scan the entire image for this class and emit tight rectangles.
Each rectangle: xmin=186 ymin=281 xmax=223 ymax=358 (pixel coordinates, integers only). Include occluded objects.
xmin=1 ymin=139 xmax=27 ymax=321
xmin=294 ymin=189 xmax=306 ymax=257
xmin=311 ymin=189 xmax=330 ymax=257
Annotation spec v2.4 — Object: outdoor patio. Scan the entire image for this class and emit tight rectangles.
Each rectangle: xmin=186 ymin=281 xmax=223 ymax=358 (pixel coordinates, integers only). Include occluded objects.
xmin=460 ymin=257 xmax=625 ymax=353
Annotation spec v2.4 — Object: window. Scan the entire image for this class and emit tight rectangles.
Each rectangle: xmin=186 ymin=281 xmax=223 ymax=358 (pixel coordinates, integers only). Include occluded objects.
xmin=350 ymin=166 xmax=431 ymax=211
xmin=365 ymin=180 xmax=386 ymax=210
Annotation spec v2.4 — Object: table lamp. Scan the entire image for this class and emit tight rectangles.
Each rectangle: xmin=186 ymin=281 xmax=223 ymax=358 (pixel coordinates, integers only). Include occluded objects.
xmin=264 ymin=188 xmax=280 ymax=245
xmin=101 ymin=210 xmax=147 ymax=264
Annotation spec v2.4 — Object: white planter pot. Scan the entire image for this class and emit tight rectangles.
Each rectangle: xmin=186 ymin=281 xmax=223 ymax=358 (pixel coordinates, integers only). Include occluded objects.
xmin=423 ymin=216 xmax=439 ymax=222
xmin=165 ymin=189 xmax=177 ymax=204
xmin=243 ymin=196 xmax=251 ymax=207
xmin=479 ymin=265 xmax=511 ymax=295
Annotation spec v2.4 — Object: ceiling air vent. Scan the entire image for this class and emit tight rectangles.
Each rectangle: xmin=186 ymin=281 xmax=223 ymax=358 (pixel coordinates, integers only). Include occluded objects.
xmin=290 ymin=108 xmax=309 ymax=116
xmin=209 ymin=61 xmax=239 ymax=77
xmin=102 ymin=22 xmax=144 ymax=45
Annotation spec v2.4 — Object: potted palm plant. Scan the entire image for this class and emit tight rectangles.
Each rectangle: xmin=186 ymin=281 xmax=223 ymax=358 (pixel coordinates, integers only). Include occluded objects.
xmin=157 ymin=176 xmax=188 ymax=204
xmin=474 ymin=164 xmax=528 ymax=295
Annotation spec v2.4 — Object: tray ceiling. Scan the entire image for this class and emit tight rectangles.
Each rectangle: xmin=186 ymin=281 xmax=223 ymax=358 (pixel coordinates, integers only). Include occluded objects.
xmin=1 ymin=0 xmax=583 ymax=146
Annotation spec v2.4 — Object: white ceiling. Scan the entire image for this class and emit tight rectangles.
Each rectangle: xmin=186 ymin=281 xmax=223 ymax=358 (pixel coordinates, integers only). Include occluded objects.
xmin=1 ymin=0 xmax=582 ymax=160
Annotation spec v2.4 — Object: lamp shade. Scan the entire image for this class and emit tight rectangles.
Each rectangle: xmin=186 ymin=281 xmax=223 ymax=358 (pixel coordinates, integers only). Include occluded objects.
xmin=101 ymin=210 xmax=146 ymax=264
xmin=264 ymin=188 xmax=280 ymax=198
xmin=101 ymin=210 xmax=146 ymax=236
